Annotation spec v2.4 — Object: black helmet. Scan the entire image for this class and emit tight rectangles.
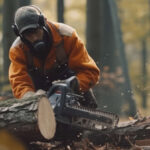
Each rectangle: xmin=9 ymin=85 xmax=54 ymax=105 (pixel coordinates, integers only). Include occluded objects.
xmin=13 ymin=5 xmax=45 ymax=35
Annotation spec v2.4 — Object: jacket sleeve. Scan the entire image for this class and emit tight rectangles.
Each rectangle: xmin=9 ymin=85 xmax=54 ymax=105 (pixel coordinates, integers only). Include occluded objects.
xmin=67 ymin=31 xmax=100 ymax=92
xmin=9 ymin=47 xmax=35 ymax=99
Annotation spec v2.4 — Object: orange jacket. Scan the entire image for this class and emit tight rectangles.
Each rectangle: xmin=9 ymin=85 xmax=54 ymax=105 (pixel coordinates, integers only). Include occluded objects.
xmin=9 ymin=21 xmax=100 ymax=99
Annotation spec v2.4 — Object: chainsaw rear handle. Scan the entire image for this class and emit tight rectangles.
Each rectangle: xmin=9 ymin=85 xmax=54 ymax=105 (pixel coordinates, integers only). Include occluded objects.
xmin=65 ymin=76 xmax=80 ymax=93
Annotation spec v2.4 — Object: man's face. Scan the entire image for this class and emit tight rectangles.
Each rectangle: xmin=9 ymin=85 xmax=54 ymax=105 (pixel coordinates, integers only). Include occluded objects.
xmin=22 ymin=28 xmax=44 ymax=43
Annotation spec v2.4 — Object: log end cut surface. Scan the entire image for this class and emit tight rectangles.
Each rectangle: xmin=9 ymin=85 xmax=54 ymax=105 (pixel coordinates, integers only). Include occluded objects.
xmin=38 ymin=97 xmax=56 ymax=140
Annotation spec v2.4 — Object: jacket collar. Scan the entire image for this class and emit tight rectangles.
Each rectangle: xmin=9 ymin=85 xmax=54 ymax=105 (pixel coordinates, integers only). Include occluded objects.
xmin=46 ymin=21 xmax=63 ymax=47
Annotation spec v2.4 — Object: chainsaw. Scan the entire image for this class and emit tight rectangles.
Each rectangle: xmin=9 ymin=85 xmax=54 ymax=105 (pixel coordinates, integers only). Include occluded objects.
xmin=47 ymin=76 xmax=119 ymax=132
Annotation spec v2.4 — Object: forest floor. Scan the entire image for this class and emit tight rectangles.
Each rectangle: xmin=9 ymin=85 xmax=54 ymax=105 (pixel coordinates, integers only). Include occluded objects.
xmin=28 ymin=138 xmax=148 ymax=150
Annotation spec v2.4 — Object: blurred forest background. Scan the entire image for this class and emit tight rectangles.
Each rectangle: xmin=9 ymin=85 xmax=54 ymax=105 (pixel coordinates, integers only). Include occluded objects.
xmin=0 ymin=0 xmax=150 ymax=119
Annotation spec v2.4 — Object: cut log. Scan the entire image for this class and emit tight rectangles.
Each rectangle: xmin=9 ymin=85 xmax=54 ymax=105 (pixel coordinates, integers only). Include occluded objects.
xmin=0 ymin=95 xmax=56 ymax=142
xmin=38 ymin=97 xmax=56 ymax=140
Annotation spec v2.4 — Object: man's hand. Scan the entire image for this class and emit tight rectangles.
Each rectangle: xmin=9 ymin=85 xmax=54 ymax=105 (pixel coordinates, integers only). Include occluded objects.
xmin=22 ymin=89 xmax=46 ymax=98
xmin=22 ymin=91 xmax=35 ymax=98
xmin=35 ymin=89 xmax=46 ymax=95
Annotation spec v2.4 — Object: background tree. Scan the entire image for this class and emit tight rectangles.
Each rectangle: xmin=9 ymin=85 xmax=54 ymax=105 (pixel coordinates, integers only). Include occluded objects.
xmin=86 ymin=0 xmax=136 ymax=116
xmin=141 ymin=37 xmax=147 ymax=108
xmin=57 ymin=0 xmax=64 ymax=22
xmin=86 ymin=0 xmax=101 ymax=64
xmin=18 ymin=0 xmax=31 ymax=7
xmin=2 ymin=0 xmax=18 ymax=83
xmin=2 ymin=0 xmax=31 ymax=89
xmin=108 ymin=0 xmax=136 ymax=116
xmin=117 ymin=0 xmax=150 ymax=109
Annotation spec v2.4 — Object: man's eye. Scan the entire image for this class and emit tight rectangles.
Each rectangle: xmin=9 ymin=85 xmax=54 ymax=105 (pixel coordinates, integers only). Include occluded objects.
xmin=24 ymin=33 xmax=31 ymax=37
xmin=35 ymin=30 xmax=39 ymax=34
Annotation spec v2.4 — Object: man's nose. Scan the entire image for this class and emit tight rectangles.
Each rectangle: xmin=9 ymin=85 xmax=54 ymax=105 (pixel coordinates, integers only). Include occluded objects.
xmin=31 ymin=34 xmax=39 ymax=43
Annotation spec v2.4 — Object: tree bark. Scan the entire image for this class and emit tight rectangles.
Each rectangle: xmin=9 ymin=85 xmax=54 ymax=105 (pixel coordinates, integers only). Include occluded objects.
xmin=0 ymin=96 xmax=56 ymax=142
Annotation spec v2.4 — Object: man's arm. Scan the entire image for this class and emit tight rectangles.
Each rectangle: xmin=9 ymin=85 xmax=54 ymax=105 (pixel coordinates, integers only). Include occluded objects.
xmin=9 ymin=47 xmax=35 ymax=98
xmin=66 ymin=31 xmax=100 ymax=92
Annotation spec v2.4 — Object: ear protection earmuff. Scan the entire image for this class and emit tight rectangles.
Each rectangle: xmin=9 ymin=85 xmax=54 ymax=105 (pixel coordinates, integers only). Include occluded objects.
xmin=12 ymin=24 xmax=20 ymax=36
xmin=30 ymin=5 xmax=45 ymax=27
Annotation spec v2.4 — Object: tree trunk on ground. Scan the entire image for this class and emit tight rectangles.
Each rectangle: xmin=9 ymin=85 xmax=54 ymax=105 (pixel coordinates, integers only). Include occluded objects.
xmin=0 ymin=95 xmax=150 ymax=149
xmin=0 ymin=96 xmax=56 ymax=142
xmin=87 ymin=116 xmax=150 ymax=146
xmin=29 ymin=116 xmax=150 ymax=149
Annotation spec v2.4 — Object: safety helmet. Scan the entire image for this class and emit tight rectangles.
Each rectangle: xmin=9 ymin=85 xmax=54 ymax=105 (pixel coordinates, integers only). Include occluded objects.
xmin=12 ymin=5 xmax=45 ymax=36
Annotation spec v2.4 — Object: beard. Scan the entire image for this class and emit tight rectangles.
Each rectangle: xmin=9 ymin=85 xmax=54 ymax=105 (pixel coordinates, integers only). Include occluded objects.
xmin=31 ymin=30 xmax=53 ymax=59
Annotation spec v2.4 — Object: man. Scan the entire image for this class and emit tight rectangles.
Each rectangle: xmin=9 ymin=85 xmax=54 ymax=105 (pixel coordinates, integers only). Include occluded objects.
xmin=9 ymin=5 xmax=100 ymax=107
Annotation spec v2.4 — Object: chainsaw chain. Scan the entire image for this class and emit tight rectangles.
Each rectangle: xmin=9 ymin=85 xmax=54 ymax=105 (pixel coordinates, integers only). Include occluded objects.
xmin=56 ymin=104 xmax=119 ymax=132
xmin=68 ymin=104 xmax=119 ymax=126
xmin=57 ymin=116 xmax=116 ymax=133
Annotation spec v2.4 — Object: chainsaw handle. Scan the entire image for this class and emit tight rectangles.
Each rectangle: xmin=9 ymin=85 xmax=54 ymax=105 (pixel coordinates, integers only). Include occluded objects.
xmin=47 ymin=83 xmax=67 ymax=97
xmin=47 ymin=76 xmax=79 ymax=97
xmin=65 ymin=76 xmax=79 ymax=93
